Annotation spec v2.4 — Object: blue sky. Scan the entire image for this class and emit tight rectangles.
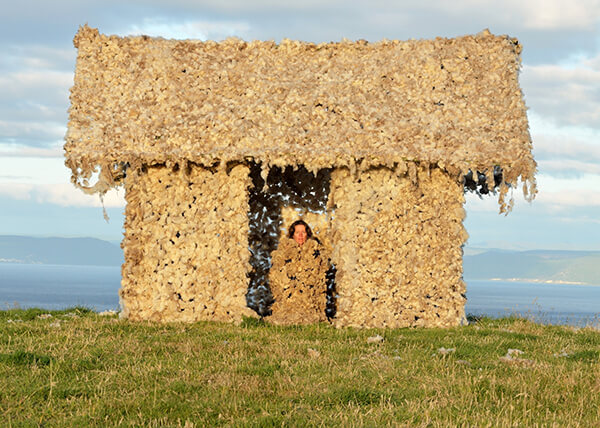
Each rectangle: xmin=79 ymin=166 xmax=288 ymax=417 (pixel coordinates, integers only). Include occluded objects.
xmin=0 ymin=0 xmax=599 ymax=250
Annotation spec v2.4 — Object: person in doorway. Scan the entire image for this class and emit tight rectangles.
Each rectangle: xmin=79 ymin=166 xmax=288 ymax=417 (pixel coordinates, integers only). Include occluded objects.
xmin=268 ymin=220 xmax=330 ymax=324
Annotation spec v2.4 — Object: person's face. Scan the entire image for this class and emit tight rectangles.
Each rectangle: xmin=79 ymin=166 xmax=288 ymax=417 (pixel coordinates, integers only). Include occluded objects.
xmin=293 ymin=224 xmax=307 ymax=246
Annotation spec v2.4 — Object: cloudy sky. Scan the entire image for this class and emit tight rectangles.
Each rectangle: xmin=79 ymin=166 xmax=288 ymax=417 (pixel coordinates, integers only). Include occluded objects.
xmin=1 ymin=0 xmax=599 ymax=250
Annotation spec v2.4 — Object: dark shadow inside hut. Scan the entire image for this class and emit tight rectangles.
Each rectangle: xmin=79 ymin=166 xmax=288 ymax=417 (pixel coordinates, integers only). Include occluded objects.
xmin=463 ymin=166 xmax=503 ymax=195
xmin=246 ymin=162 xmax=337 ymax=319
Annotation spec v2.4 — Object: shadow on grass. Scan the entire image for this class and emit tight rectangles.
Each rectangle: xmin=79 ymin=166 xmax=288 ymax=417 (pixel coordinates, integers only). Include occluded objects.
xmin=0 ymin=306 xmax=94 ymax=321
xmin=567 ymin=350 xmax=600 ymax=362
xmin=0 ymin=350 xmax=54 ymax=367
xmin=466 ymin=313 xmax=539 ymax=326
xmin=240 ymin=315 xmax=267 ymax=328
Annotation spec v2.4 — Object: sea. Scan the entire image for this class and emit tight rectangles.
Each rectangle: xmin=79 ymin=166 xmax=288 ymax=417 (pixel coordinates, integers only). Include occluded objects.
xmin=1 ymin=262 xmax=599 ymax=326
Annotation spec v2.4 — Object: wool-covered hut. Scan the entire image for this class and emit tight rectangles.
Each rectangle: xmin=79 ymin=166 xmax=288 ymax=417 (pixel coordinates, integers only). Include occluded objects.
xmin=64 ymin=26 xmax=536 ymax=328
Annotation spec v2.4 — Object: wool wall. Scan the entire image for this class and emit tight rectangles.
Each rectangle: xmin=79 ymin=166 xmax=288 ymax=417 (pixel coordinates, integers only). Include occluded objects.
xmin=120 ymin=163 xmax=254 ymax=322
xmin=329 ymin=166 xmax=467 ymax=328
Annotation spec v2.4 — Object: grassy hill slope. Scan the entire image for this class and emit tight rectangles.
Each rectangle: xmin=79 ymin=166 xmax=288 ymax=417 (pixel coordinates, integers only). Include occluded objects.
xmin=1 ymin=308 xmax=599 ymax=426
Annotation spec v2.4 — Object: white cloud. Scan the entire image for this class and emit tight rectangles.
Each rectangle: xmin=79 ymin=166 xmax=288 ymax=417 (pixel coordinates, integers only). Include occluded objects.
xmin=148 ymin=0 xmax=600 ymax=32
xmin=532 ymin=172 xmax=600 ymax=210
xmin=538 ymin=160 xmax=600 ymax=175
xmin=465 ymin=192 xmax=503 ymax=212
xmin=0 ymin=183 xmax=34 ymax=200
xmin=430 ymin=0 xmax=600 ymax=30
xmin=522 ymin=55 xmax=600 ymax=129
xmin=0 ymin=144 xmax=63 ymax=158
xmin=553 ymin=214 xmax=600 ymax=225
xmin=124 ymin=0 xmax=346 ymax=14
xmin=536 ymin=189 xmax=600 ymax=208
xmin=537 ymin=173 xmax=600 ymax=192
xmin=532 ymin=129 xmax=600 ymax=160
xmin=528 ymin=112 xmax=600 ymax=177
xmin=0 ymin=156 xmax=71 ymax=184
xmin=3 ymin=44 xmax=74 ymax=71
xmin=466 ymin=172 xmax=600 ymax=213
xmin=0 ymin=68 xmax=72 ymax=91
xmin=512 ymin=0 xmax=600 ymax=30
xmin=0 ymin=155 xmax=125 ymax=208
xmin=531 ymin=132 xmax=600 ymax=176
xmin=0 ymin=46 xmax=72 ymax=149
xmin=0 ymin=120 xmax=66 ymax=144
xmin=124 ymin=18 xmax=251 ymax=40
xmin=39 ymin=183 xmax=125 ymax=208
xmin=532 ymin=133 xmax=600 ymax=161
xmin=0 ymin=182 xmax=125 ymax=208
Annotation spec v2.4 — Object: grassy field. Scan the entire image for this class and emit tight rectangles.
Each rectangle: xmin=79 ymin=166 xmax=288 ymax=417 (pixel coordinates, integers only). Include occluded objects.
xmin=1 ymin=308 xmax=600 ymax=427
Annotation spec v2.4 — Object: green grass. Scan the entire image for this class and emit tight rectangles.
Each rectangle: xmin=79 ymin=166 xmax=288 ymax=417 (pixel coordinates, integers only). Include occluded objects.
xmin=1 ymin=309 xmax=599 ymax=426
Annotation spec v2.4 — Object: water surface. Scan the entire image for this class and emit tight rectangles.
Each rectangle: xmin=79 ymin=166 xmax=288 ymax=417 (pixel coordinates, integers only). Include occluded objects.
xmin=1 ymin=263 xmax=599 ymax=326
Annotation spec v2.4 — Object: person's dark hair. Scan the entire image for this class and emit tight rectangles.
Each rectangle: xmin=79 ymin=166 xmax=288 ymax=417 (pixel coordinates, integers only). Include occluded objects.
xmin=288 ymin=219 xmax=313 ymax=239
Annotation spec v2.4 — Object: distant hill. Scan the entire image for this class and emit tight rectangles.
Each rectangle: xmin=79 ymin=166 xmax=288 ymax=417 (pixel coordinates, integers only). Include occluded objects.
xmin=1 ymin=235 xmax=598 ymax=284
xmin=463 ymin=249 xmax=600 ymax=285
xmin=0 ymin=236 xmax=123 ymax=266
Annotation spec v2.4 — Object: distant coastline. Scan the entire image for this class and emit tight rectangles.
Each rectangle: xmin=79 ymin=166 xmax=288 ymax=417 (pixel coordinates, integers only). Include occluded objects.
xmin=0 ymin=236 xmax=123 ymax=267
xmin=1 ymin=257 xmax=595 ymax=286
xmin=1 ymin=236 xmax=599 ymax=285
xmin=485 ymin=278 xmax=592 ymax=286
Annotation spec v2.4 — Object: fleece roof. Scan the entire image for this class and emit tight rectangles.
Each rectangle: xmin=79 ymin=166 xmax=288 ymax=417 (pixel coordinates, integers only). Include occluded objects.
xmin=65 ymin=25 xmax=536 ymax=203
